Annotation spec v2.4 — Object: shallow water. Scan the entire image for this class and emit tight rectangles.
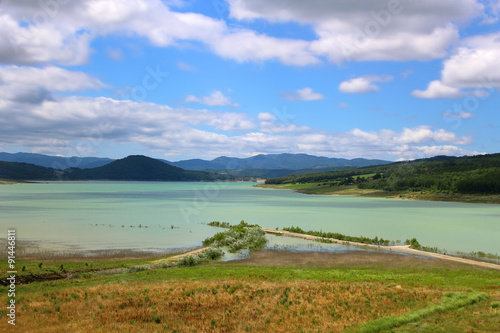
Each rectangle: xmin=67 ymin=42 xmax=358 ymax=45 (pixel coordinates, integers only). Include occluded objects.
xmin=0 ymin=181 xmax=499 ymax=254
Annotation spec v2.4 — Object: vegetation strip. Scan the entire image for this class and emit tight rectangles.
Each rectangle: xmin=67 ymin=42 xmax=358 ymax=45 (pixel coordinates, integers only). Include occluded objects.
xmin=356 ymin=292 xmax=489 ymax=333
xmin=153 ymin=221 xmax=268 ymax=268
xmin=262 ymin=228 xmax=500 ymax=271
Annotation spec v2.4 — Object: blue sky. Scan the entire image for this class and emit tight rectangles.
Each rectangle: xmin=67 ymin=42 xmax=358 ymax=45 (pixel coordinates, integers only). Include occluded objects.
xmin=0 ymin=0 xmax=499 ymax=161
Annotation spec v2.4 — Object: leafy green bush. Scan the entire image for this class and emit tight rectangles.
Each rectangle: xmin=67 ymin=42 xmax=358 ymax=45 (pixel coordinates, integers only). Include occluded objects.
xmin=177 ymin=247 xmax=225 ymax=267
xmin=202 ymin=221 xmax=267 ymax=253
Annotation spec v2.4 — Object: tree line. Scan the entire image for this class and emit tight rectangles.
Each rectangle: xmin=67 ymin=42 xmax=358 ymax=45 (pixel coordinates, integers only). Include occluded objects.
xmin=265 ymin=153 xmax=500 ymax=195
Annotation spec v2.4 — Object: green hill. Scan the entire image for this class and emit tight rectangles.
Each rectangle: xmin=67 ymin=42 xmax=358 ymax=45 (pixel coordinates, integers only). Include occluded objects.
xmin=0 ymin=161 xmax=58 ymax=180
xmin=63 ymin=155 xmax=215 ymax=181
xmin=265 ymin=153 xmax=500 ymax=196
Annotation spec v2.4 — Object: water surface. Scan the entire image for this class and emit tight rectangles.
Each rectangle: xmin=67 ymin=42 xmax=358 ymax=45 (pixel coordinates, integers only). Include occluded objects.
xmin=0 ymin=181 xmax=498 ymax=254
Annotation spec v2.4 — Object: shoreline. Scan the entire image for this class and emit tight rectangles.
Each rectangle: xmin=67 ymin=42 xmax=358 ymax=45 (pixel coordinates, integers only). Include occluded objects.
xmin=255 ymin=183 xmax=500 ymax=205
xmin=262 ymin=228 xmax=500 ymax=271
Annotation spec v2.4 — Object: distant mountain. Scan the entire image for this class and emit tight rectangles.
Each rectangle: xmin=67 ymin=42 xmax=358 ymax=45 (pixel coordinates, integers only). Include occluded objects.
xmin=0 ymin=152 xmax=114 ymax=170
xmin=0 ymin=161 xmax=58 ymax=180
xmin=169 ymin=153 xmax=391 ymax=170
xmin=0 ymin=152 xmax=392 ymax=179
xmin=208 ymin=166 xmax=356 ymax=179
xmin=63 ymin=155 xmax=215 ymax=181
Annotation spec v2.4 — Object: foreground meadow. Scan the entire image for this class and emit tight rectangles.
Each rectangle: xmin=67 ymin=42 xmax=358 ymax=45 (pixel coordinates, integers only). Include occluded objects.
xmin=1 ymin=249 xmax=499 ymax=332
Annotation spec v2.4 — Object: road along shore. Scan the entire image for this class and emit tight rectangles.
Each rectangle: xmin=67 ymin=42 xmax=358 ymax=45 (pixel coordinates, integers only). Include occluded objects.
xmin=262 ymin=228 xmax=500 ymax=271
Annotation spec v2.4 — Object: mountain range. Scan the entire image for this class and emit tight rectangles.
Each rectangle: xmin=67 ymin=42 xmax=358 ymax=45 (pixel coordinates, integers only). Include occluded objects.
xmin=0 ymin=152 xmax=390 ymax=171
xmin=0 ymin=152 xmax=113 ymax=169
xmin=0 ymin=155 xmax=218 ymax=181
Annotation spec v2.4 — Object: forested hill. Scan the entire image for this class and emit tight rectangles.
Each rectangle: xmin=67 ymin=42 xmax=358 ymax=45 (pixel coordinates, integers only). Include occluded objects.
xmin=0 ymin=155 xmax=224 ymax=181
xmin=0 ymin=161 xmax=58 ymax=180
xmin=63 ymin=155 xmax=216 ymax=181
xmin=265 ymin=153 xmax=500 ymax=195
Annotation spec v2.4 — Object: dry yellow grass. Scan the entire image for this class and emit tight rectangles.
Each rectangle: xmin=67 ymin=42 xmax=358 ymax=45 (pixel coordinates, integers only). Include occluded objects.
xmin=6 ymin=280 xmax=440 ymax=332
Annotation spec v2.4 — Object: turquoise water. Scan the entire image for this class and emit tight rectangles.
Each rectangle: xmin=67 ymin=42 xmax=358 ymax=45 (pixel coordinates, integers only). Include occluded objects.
xmin=0 ymin=181 xmax=499 ymax=254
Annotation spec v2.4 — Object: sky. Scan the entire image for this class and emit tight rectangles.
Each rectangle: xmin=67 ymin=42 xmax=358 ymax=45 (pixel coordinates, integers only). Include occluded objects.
xmin=0 ymin=0 xmax=499 ymax=162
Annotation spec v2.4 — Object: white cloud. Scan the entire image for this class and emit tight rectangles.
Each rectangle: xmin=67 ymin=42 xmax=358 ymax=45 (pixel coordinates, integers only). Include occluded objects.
xmin=339 ymin=78 xmax=379 ymax=94
xmin=209 ymin=30 xmax=319 ymax=66
xmin=442 ymin=111 xmax=475 ymax=119
xmin=229 ymin=0 xmax=482 ymax=63
xmin=0 ymin=0 xmax=320 ymax=67
xmin=412 ymin=32 xmax=500 ymax=99
xmin=0 ymin=89 xmax=475 ymax=160
xmin=260 ymin=122 xmax=309 ymax=134
xmin=409 ymin=145 xmax=480 ymax=158
xmin=0 ymin=66 xmax=106 ymax=105
xmin=0 ymin=66 xmax=106 ymax=92
xmin=339 ymin=75 xmax=393 ymax=94
xmin=412 ymin=80 xmax=464 ymax=99
xmin=281 ymin=87 xmax=324 ymax=101
xmin=480 ymin=0 xmax=500 ymax=24
xmin=394 ymin=127 xmax=471 ymax=145
xmin=208 ymin=113 xmax=255 ymax=131
xmin=257 ymin=112 xmax=277 ymax=121
xmin=0 ymin=95 xmax=257 ymax=156
xmin=0 ymin=0 xmax=486 ymax=67
xmin=184 ymin=91 xmax=240 ymax=107
xmin=0 ymin=12 xmax=92 ymax=65
xmin=441 ymin=32 xmax=500 ymax=88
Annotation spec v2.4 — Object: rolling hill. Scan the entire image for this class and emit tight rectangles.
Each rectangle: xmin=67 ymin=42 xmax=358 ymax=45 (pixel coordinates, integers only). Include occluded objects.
xmin=265 ymin=153 xmax=500 ymax=195
xmin=0 ymin=161 xmax=58 ymax=180
xmin=63 ymin=155 xmax=216 ymax=181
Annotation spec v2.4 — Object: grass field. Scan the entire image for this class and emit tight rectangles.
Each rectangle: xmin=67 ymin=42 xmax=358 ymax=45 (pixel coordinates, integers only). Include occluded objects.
xmin=1 ymin=249 xmax=499 ymax=332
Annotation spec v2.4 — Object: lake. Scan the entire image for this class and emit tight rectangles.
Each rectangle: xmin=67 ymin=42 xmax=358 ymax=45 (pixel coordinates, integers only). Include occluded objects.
xmin=0 ymin=181 xmax=499 ymax=254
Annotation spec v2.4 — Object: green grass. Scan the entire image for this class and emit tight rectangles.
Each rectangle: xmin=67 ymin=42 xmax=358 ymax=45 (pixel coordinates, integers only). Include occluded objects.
xmin=2 ymin=258 xmax=499 ymax=332
xmin=9 ymin=264 xmax=497 ymax=295
xmin=0 ymin=257 xmax=167 ymax=280
xmin=356 ymin=292 xmax=489 ymax=333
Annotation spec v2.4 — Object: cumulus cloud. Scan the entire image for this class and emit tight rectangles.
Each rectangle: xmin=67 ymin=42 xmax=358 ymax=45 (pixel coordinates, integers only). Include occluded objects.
xmin=229 ymin=0 xmax=482 ymax=63
xmin=339 ymin=75 xmax=393 ymax=94
xmin=0 ymin=0 xmax=487 ymax=67
xmin=281 ymin=87 xmax=324 ymax=101
xmin=0 ymin=95 xmax=256 ymax=156
xmin=257 ymin=112 xmax=277 ymax=121
xmin=413 ymin=32 xmax=500 ymax=99
xmin=184 ymin=91 xmax=240 ymax=107
xmin=0 ymin=66 xmax=107 ymax=105
xmin=412 ymin=80 xmax=464 ymax=99
xmin=441 ymin=32 xmax=500 ymax=88
xmin=0 ymin=90 xmax=474 ymax=160
xmin=0 ymin=87 xmax=472 ymax=158
xmin=0 ymin=66 xmax=106 ymax=92
xmin=0 ymin=0 xmax=320 ymax=66
xmin=209 ymin=30 xmax=319 ymax=66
